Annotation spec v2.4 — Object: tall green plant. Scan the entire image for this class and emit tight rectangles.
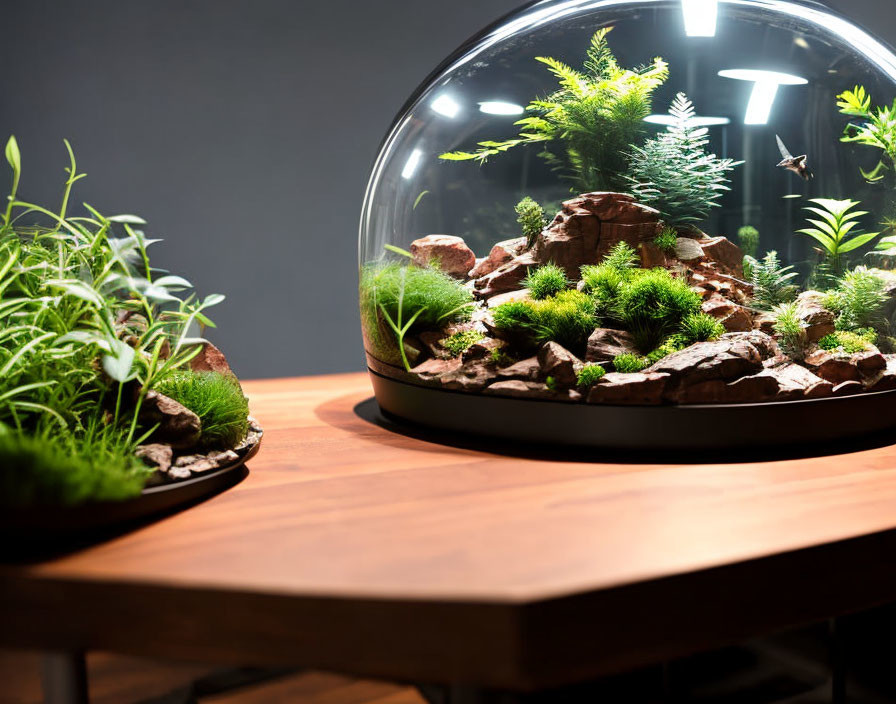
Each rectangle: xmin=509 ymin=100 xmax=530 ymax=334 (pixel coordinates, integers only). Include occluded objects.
xmin=837 ymin=86 xmax=896 ymax=185
xmin=626 ymin=93 xmax=742 ymax=225
xmin=440 ymin=28 xmax=668 ymax=192
xmin=796 ymin=198 xmax=880 ymax=274
xmin=749 ymin=251 xmax=798 ymax=311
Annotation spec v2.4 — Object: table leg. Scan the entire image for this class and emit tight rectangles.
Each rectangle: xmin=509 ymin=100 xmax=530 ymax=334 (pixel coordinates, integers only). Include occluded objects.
xmin=40 ymin=651 xmax=88 ymax=704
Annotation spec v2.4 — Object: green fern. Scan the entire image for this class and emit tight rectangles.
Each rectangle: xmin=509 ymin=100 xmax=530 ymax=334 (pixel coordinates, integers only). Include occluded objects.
xmin=626 ymin=93 xmax=742 ymax=225
xmin=440 ymin=28 xmax=668 ymax=192
xmin=750 ymin=251 xmax=798 ymax=311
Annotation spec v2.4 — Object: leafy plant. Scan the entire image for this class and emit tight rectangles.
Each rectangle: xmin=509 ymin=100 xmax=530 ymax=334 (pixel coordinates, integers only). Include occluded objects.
xmin=749 ymin=251 xmax=799 ymax=311
xmin=580 ymin=242 xmax=639 ymax=319
xmin=576 ymin=363 xmax=606 ymax=388
xmin=493 ymin=290 xmax=597 ymax=354
xmin=516 ymin=197 xmax=547 ymax=249
xmin=796 ymin=198 xmax=880 ymax=274
xmin=818 ymin=330 xmax=875 ymax=355
xmin=738 ymin=226 xmax=760 ymax=259
xmin=0 ymin=136 xmax=226 ymax=503
xmin=645 ymin=337 xmax=686 ymax=364
xmin=359 ymin=262 xmax=474 ymax=370
xmin=654 ymin=226 xmax=678 ymax=254
xmin=823 ymin=267 xmax=889 ymax=333
xmin=613 ymin=353 xmax=648 ymax=373
xmin=602 ymin=241 xmax=640 ymax=272
xmin=678 ymin=312 xmax=725 ymax=345
xmin=614 ymin=268 xmax=701 ymax=352
xmin=626 ymin=93 xmax=742 ymax=225
xmin=525 ymin=263 xmax=568 ymax=299
xmin=440 ymin=28 xmax=668 ymax=192
xmin=773 ymin=302 xmax=808 ymax=361
xmin=440 ymin=330 xmax=484 ymax=357
xmin=837 ymin=86 xmax=896 ymax=184
xmin=154 ymin=371 xmax=249 ymax=449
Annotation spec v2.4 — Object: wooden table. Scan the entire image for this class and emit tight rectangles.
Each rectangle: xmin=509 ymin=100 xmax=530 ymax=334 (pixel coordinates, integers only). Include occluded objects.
xmin=4 ymin=373 xmax=896 ymax=701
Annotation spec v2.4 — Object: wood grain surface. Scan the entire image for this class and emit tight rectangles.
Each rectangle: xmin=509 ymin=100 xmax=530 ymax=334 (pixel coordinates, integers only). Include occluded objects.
xmin=3 ymin=373 xmax=896 ymax=691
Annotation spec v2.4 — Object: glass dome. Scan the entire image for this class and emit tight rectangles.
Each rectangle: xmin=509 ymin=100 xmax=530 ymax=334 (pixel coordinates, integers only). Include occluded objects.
xmin=359 ymin=0 xmax=896 ymax=446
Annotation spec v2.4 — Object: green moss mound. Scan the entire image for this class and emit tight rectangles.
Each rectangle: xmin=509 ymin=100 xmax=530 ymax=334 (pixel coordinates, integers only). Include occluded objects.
xmin=613 ymin=353 xmax=648 ymax=374
xmin=615 ymin=268 xmax=702 ymax=352
xmin=525 ymin=263 xmax=569 ymax=300
xmin=576 ymin=363 xmax=606 ymax=388
xmin=493 ymin=290 xmax=597 ymax=355
xmin=818 ymin=330 xmax=875 ymax=355
xmin=0 ymin=428 xmax=151 ymax=508
xmin=155 ymin=371 xmax=249 ymax=450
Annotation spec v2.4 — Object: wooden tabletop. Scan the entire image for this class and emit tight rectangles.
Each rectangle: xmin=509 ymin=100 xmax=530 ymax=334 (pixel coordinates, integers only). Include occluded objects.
xmin=4 ymin=372 xmax=896 ymax=691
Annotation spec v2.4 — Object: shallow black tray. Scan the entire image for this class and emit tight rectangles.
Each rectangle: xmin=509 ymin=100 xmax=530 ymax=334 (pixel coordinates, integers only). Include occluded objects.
xmin=369 ymin=368 xmax=896 ymax=453
xmin=1 ymin=443 xmax=258 ymax=549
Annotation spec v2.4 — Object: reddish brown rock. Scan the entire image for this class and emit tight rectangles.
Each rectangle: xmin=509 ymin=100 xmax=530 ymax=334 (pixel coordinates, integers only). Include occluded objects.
xmin=190 ymin=341 xmax=233 ymax=375
xmin=470 ymin=238 xmax=526 ymax=278
xmin=135 ymin=443 xmax=173 ymax=472
xmin=651 ymin=332 xmax=775 ymax=388
xmin=538 ymin=342 xmax=582 ymax=387
xmin=587 ymin=372 xmax=669 ymax=405
xmin=410 ymin=235 xmax=476 ymax=278
xmin=639 ymin=241 xmax=672 ymax=269
xmin=701 ymin=294 xmax=752 ymax=332
xmin=474 ymin=252 xmax=536 ymax=299
xmin=675 ymin=237 xmax=705 ymax=261
xmin=586 ymin=328 xmax=637 ymax=364
xmin=417 ymin=331 xmax=453 ymax=360
xmin=832 ymin=380 xmax=864 ymax=397
xmin=866 ymin=355 xmax=896 ymax=391
xmin=486 ymin=289 xmax=532 ymax=308
xmin=676 ymin=372 xmax=781 ymax=404
xmin=497 ymin=356 xmax=541 ymax=381
xmin=754 ymin=312 xmax=777 ymax=335
xmin=410 ymin=357 xmax=463 ymax=384
xmin=803 ymin=349 xmax=861 ymax=384
xmin=484 ymin=379 xmax=581 ymax=402
xmin=771 ymin=364 xmax=834 ymax=400
xmin=140 ymin=391 xmax=202 ymax=449
xmin=855 ymin=350 xmax=886 ymax=377
xmin=795 ymin=291 xmax=835 ymax=342
xmin=699 ymin=237 xmax=744 ymax=277
xmin=439 ymin=358 xmax=498 ymax=392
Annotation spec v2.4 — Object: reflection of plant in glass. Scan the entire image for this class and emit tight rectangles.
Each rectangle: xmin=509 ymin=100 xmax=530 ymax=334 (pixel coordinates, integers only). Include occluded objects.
xmin=837 ymin=86 xmax=896 ymax=184
xmin=749 ymin=251 xmax=798 ymax=311
xmin=440 ymin=28 xmax=668 ymax=192
xmin=796 ymin=198 xmax=880 ymax=274
xmin=626 ymin=93 xmax=741 ymax=225
xmin=0 ymin=136 xmax=226 ymax=504
xmin=515 ymin=197 xmax=547 ymax=249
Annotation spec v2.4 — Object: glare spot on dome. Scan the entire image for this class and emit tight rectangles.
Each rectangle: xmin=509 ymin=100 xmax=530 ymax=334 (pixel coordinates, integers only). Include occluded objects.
xmin=479 ymin=101 xmax=526 ymax=116
xmin=718 ymin=69 xmax=808 ymax=125
xmin=431 ymin=94 xmax=460 ymax=118
xmin=682 ymin=0 xmax=718 ymax=37
xmin=644 ymin=115 xmax=730 ymax=127
xmin=401 ymin=149 xmax=423 ymax=180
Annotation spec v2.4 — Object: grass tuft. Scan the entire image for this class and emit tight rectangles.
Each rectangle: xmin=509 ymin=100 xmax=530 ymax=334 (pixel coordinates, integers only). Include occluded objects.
xmin=441 ymin=330 xmax=484 ymax=357
xmin=525 ymin=263 xmax=568 ymax=300
xmin=576 ymin=363 xmax=606 ymax=388
xmin=613 ymin=353 xmax=649 ymax=373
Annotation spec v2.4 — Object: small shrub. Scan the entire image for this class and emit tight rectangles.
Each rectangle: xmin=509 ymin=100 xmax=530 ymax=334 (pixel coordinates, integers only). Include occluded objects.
xmin=613 ymin=353 xmax=648 ymax=373
xmin=824 ymin=267 xmax=888 ymax=333
xmin=576 ymin=363 xmax=606 ymax=388
xmin=155 ymin=371 xmax=249 ymax=449
xmin=750 ymin=251 xmax=799 ymax=310
xmin=818 ymin=330 xmax=874 ymax=354
xmin=440 ymin=330 xmax=484 ymax=357
xmin=645 ymin=337 xmax=686 ymax=364
xmin=738 ymin=226 xmax=760 ymax=258
xmin=614 ymin=268 xmax=702 ymax=352
xmin=654 ymin=226 xmax=678 ymax=253
xmin=525 ymin=263 xmax=568 ymax=300
xmin=678 ymin=312 xmax=725 ymax=345
xmin=603 ymin=241 xmax=639 ymax=272
xmin=773 ymin=302 xmax=808 ymax=361
xmin=493 ymin=290 xmax=597 ymax=354
xmin=490 ymin=347 xmax=515 ymax=367
xmin=516 ymin=197 xmax=547 ymax=249
xmin=359 ymin=262 xmax=474 ymax=369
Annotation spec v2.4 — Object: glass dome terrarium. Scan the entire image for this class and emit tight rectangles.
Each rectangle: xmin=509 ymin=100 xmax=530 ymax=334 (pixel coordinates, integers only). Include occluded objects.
xmin=359 ymin=0 xmax=896 ymax=450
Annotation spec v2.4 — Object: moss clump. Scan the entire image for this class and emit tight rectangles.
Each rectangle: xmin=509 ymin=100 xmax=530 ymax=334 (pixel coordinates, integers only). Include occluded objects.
xmin=516 ymin=197 xmax=547 ymax=249
xmin=678 ymin=312 xmax=725 ymax=345
xmin=576 ymin=363 xmax=606 ymax=388
xmin=654 ymin=226 xmax=678 ymax=254
xmin=525 ymin=263 xmax=568 ymax=300
xmin=613 ymin=353 xmax=649 ymax=373
xmin=359 ymin=262 xmax=474 ymax=368
xmin=0 ymin=428 xmax=151 ymax=508
xmin=615 ymin=268 xmax=701 ymax=352
xmin=493 ymin=290 xmax=597 ymax=355
xmin=818 ymin=330 xmax=875 ymax=355
xmin=155 ymin=371 xmax=249 ymax=450
xmin=645 ymin=338 xmax=686 ymax=365
xmin=441 ymin=330 xmax=484 ymax=357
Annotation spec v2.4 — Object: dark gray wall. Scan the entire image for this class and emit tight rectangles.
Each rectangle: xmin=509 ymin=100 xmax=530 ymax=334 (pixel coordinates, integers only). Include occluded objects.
xmin=0 ymin=0 xmax=892 ymax=379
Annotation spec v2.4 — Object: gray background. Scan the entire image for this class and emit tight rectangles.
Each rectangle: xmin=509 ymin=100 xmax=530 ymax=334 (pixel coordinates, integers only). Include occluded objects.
xmin=0 ymin=0 xmax=892 ymax=379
